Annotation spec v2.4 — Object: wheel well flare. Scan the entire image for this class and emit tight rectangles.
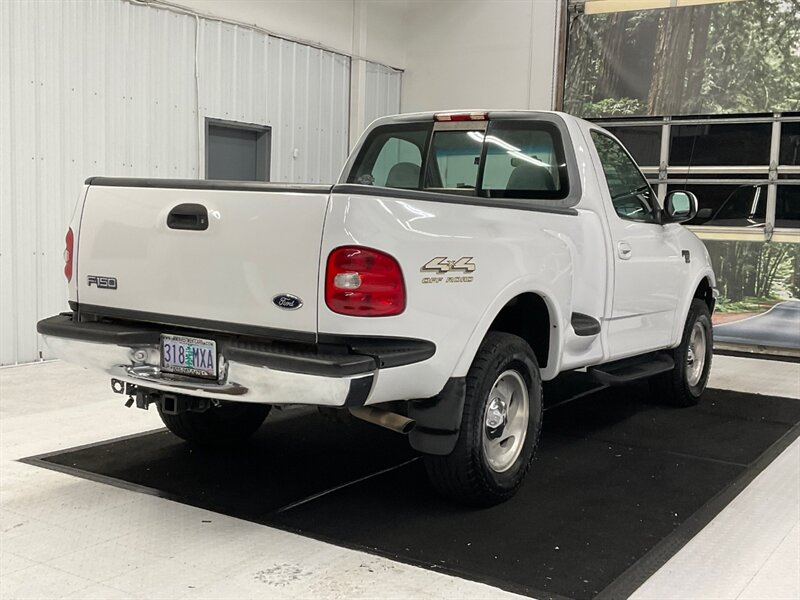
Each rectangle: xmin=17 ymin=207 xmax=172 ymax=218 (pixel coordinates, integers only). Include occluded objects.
xmin=694 ymin=278 xmax=715 ymax=313
xmin=488 ymin=293 xmax=550 ymax=368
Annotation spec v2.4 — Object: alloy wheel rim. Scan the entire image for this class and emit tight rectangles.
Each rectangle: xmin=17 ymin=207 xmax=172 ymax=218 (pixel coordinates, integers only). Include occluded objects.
xmin=482 ymin=369 xmax=529 ymax=473
xmin=686 ymin=322 xmax=707 ymax=387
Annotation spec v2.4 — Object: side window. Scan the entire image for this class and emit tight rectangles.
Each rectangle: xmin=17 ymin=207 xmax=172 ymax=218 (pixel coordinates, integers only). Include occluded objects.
xmin=424 ymin=130 xmax=483 ymax=191
xmin=591 ymin=131 xmax=658 ymax=223
xmin=480 ymin=122 xmax=568 ymax=199
xmin=347 ymin=124 xmax=429 ymax=189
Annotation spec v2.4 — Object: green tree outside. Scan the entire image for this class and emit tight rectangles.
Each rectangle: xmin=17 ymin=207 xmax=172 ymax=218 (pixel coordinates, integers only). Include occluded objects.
xmin=565 ymin=0 xmax=800 ymax=117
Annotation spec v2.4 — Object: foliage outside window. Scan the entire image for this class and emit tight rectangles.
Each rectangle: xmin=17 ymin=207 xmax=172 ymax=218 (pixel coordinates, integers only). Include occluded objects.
xmin=565 ymin=0 xmax=800 ymax=118
xmin=704 ymin=239 xmax=798 ymax=318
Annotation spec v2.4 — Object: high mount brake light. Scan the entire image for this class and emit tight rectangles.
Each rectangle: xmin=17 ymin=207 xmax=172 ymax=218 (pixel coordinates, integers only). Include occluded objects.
xmin=434 ymin=112 xmax=489 ymax=122
xmin=325 ymin=246 xmax=406 ymax=317
xmin=64 ymin=228 xmax=74 ymax=283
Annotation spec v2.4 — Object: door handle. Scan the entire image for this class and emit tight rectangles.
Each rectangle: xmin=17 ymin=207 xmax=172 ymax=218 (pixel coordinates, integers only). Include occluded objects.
xmin=167 ymin=203 xmax=209 ymax=231
xmin=617 ymin=241 xmax=632 ymax=260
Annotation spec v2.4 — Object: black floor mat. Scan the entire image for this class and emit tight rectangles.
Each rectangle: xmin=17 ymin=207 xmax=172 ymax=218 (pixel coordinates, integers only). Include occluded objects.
xmin=25 ymin=387 xmax=800 ymax=600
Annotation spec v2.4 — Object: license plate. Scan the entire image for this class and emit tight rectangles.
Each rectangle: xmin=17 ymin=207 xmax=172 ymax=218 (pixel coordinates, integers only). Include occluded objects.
xmin=160 ymin=334 xmax=218 ymax=379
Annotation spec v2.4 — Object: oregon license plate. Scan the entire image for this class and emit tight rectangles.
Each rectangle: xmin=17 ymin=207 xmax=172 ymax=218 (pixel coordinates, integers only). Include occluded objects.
xmin=160 ymin=334 xmax=217 ymax=378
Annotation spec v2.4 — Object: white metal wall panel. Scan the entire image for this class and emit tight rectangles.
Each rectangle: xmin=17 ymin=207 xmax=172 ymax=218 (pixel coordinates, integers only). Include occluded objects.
xmin=364 ymin=62 xmax=402 ymax=130
xmin=1 ymin=0 xmax=351 ymax=365
xmin=1 ymin=0 xmax=197 ymax=366
xmin=198 ymin=21 xmax=351 ymax=184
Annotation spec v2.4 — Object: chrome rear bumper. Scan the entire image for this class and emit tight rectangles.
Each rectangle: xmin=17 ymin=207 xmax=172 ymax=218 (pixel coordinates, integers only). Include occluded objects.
xmin=41 ymin=334 xmax=371 ymax=406
xmin=38 ymin=312 xmax=435 ymax=407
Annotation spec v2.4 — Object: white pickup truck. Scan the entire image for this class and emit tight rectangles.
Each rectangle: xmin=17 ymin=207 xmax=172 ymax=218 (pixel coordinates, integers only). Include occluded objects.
xmin=38 ymin=110 xmax=716 ymax=506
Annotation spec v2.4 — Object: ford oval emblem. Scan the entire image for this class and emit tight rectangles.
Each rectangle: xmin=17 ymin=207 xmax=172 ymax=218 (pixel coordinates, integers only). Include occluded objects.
xmin=273 ymin=294 xmax=303 ymax=310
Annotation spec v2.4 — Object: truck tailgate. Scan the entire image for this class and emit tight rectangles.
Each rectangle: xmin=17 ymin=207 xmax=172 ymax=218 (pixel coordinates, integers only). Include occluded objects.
xmin=76 ymin=184 xmax=330 ymax=337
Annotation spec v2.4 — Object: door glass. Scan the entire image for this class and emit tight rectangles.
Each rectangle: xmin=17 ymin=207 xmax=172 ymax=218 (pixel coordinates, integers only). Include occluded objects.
xmin=591 ymin=130 xmax=658 ymax=223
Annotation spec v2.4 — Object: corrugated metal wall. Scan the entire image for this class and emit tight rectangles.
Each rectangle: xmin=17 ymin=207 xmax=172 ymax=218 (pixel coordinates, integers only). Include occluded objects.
xmin=198 ymin=20 xmax=351 ymax=183
xmin=364 ymin=62 xmax=403 ymax=130
xmin=1 ymin=0 xmax=406 ymax=365
xmin=1 ymin=0 xmax=201 ymax=366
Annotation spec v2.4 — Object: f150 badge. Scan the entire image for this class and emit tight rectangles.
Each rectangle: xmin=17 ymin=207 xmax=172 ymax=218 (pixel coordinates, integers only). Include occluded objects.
xmin=421 ymin=257 xmax=475 ymax=284
xmin=87 ymin=275 xmax=117 ymax=289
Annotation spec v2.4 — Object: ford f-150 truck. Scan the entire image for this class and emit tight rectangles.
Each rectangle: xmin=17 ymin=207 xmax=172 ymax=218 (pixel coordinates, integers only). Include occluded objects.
xmin=38 ymin=110 xmax=716 ymax=506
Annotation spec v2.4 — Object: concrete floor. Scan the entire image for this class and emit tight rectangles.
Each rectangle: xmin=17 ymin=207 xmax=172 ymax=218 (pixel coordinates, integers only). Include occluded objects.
xmin=1 ymin=355 xmax=798 ymax=599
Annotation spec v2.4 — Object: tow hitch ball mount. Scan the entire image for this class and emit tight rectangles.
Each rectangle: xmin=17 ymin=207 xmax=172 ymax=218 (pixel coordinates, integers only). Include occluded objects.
xmin=111 ymin=379 xmax=211 ymax=415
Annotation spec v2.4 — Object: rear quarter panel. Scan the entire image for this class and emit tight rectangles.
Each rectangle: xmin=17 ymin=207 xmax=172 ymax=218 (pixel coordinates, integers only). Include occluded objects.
xmin=318 ymin=192 xmax=577 ymax=402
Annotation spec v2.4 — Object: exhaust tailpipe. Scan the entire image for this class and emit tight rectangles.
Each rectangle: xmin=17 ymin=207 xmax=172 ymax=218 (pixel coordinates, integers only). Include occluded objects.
xmin=349 ymin=407 xmax=415 ymax=435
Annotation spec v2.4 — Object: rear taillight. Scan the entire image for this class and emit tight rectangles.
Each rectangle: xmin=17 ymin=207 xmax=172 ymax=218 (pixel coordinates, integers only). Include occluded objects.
xmin=64 ymin=228 xmax=74 ymax=282
xmin=325 ymin=246 xmax=405 ymax=317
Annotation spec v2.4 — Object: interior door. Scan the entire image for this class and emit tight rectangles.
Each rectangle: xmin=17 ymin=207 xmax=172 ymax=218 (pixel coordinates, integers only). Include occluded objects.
xmin=206 ymin=120 xmax=271 ymax=181
xmin=589 ymin=129 xmax=684 ymax=358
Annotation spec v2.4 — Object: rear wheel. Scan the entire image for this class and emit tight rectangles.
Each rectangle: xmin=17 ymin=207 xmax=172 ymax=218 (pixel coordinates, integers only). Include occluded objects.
xmin=157 ymin=399 xmax=270 ymax=447
xmin=652 ymin=299 xmax=713 ymax=406
xmin=423 ymin=332 xmax=542 ymax=507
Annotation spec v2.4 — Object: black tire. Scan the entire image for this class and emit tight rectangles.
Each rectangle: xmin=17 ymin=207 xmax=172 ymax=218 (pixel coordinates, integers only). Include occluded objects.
xmin=423 ymin=332 xmax=543 ymax=507
xmin=157 ymin=399 xmax=271 ymax=447
xmin=651 ymin=299 xmax=713 ymax=407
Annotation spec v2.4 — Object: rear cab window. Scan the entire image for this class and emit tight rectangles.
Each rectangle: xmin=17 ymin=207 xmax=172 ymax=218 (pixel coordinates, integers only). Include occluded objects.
xmin=345 ymin=114 xmax=578 ymax=209
xmin=480 ymin=122 xmax=568 ymax=200
xmin=347 ymin=124 xmax=429 ymax=188
xmin=425 ymin=129 xmax=483 ymax=191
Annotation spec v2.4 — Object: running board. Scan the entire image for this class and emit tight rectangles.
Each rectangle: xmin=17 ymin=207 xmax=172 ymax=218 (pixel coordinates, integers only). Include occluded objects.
xmin=588 ymin=352 xmax=674 ymax=386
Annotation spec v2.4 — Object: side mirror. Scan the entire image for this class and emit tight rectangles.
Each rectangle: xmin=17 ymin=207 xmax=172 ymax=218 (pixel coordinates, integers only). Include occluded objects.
xmin=663 ymin=190 xmax=698 ymax=224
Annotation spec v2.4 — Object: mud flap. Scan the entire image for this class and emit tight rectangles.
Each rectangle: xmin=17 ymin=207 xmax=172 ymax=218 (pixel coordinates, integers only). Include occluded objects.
xmin=408 ymin=377 xmax=466 ymax=456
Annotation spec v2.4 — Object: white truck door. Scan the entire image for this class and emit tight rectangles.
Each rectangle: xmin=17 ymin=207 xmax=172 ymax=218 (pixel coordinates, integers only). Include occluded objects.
xmin=588 ymin=129 xmax=684 ymax=358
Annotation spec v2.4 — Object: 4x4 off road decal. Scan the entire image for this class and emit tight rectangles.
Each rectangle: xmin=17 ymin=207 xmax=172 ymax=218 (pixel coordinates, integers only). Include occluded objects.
xmin=421 ymin=257 xmax=475 ymax=284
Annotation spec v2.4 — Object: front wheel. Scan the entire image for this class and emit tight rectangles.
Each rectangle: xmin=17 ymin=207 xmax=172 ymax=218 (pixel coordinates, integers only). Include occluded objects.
xmin=157 ymin=399 xmax=271 ymax=447
xmin=651 ymin=299 xmax=713 ymax=406
xmin=423 ymin=332 xmax=543 ymax=507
